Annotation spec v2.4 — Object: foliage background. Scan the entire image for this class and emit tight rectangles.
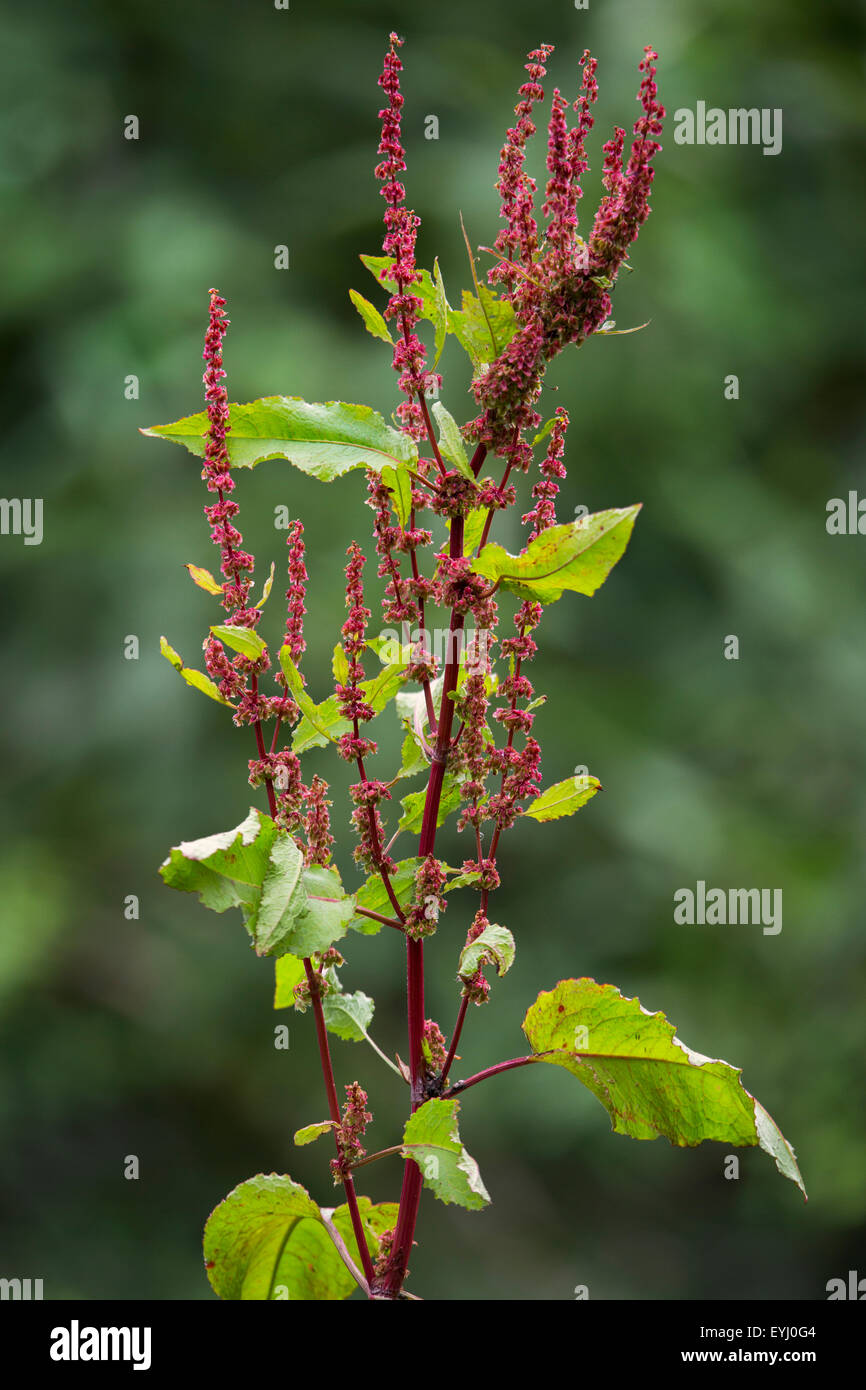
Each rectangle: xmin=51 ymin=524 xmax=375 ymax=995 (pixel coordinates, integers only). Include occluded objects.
xmin=1 ymin=0 xmax=864 ymax=1299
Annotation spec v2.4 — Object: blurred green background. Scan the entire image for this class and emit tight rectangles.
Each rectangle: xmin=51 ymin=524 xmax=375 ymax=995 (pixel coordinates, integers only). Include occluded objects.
xmin=1 ymin=0 xmax=864 ymax=1300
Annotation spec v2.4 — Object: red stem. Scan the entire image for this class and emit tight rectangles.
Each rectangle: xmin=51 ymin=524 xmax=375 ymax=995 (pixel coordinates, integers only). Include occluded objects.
xmin=304 ymin=958 xmax=377 ymax=1290
xmin=373 ymin=514 xmax=466 ymax=1299
xmin=442 ymin=1053 xmax=539 ymax=1097
xmin=440 ymin=994 xmax=469 ymax=1083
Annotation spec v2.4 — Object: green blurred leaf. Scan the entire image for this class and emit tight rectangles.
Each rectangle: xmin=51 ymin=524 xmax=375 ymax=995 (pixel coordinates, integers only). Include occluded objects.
xmin=402 ymin=1099 xmax=490 ymax=1210
xmin=522 ymin=979 xmax=806 ymax=1197
xmin=474 ymin=506 xmax=641 ymax=605
xmin=524 ymin=775 xmax=602 ymax=822
xmin=255 ymin=561 xmax=276 ymax=608
xmin=458 ymin=924 xmax=515 ymax=980
xmin=349 ymin=288 xmax=394 ymax=345
xmin=142 ymin=396 xmax=417 ymax=481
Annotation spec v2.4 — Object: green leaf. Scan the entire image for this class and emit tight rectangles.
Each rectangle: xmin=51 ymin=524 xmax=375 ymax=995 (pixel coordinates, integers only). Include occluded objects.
xmin=432 ymin=258 xmax=449 ymax=368
xmin=395 ymin=731 xmax=429 ymax=782
xmin=160 ymin=635 xmax=183 ymax=670
xmin=524 ymin=775 xmax=602 ymax=822
xmin=211 ymin=624 xmax=268 ymax=661
xmin=380 ymin=463 xmax=413 ymax=529
xmin=431 ymin=402 xmax=474 ymax=480
xmin=474 ymin=505 xmax=641 ymax=605
xmin=274 ymin=952 xmax=306 ymax=1008
xmin=185 ymin=563 xmax=223 ymax=595
xmin=293 ymin=1121 xmax=336 ymax=1147
xmin=285 ymin=650 xmax=407 ymax=754
xmin=359 ymin=255 xmax=439 ymax=322
xmin=458 ymin=924 xmax=515 ymax=980
xmin=402 ymin=1099 xmax=490 ymax=1211
xmin=522 ymin=979 xmax=806 ymax=1197
xmin=449 ymin=286 xmax=518 ymax=369
xmin=349 ymin=288 xmax=395 ymax=345
xmin=203 ymin=1175 xmax=396 ymax=1300
xmin=255 ymin=561 xmax=276 ymax=609
xmin=179 ymin=667 xmax=236 ymax=706
xmin=322 ymin=987 xmax=375 ymax=1043
xmin=160 ymin=809 xmax=354 ymax=959
xmin=462 ymin=505 xmax=488 ymax=556
xmin=399 ymin=774 xmax=463 ymax=833
xmin=349 ymin=858 xmax=420 ymax=934
xmin=160 ymin=635 xmax=236 ymax=708
xmin=331 ymin=643 xmax=349 ymax=685
xmin=142 ymin=397 xmax=417 ymax=482
xmin=532 ymin=417 xmax=557 ymax=448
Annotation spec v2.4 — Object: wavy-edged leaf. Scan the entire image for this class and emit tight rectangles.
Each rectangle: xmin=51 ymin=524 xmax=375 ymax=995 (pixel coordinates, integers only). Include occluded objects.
xmin=474 ymin=505 xmax=641 ymax=605
xmin=402 ymin=1099 xmax=490 ymax=1211
xmin=142 ymin=396 xmax=417 ymax=481
xmin=522 ymin=978 xmax=806 ymax=1197
xmin=160 ymin=809 xmax=354 ymax=959
xmin=458 ymin=924 xmax=515 ymax=980
xmin=203 ymin=1175 xmax=395 ymax=1300
xmin=524 ymin=775 xmax=602 ymax=822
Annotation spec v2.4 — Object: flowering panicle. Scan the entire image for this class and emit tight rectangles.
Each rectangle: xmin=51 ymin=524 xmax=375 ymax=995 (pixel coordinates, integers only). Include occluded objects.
xmin=304 ymin=775 xmax=334 ymax=866
xmin=336 ymin=543 xmax=376 ymax=759
xmin=330 ymin=1082 xmax=372 ymax=1182
xmin=283 ymin=519 xmax=307 ymax=665
xmin=366 ymin=471 xmax=414 ymax=624
xmin=405 ymin=854 xmax=447 ymax=940
xmin=375 ymin=33 xmax=438 ymax=439
xmin=523 ymin=406 xmax=568 ymax=538
xmin=468 ymin=47 xmax=663 ymax=467
xmin=489 ymin=44 xmax=554 ymax=305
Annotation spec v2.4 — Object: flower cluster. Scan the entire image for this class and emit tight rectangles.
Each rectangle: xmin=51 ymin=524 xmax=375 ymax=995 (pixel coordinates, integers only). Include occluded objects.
xmin=330 ymin=1081 xmax=373 ymax=1183
xmin=405 ymin=855 xmax=447 ymax=940
xmin=467 ymin=46 xmax=664 ymax=472
xmin=375 ymin=32 xmax=439 ymax=439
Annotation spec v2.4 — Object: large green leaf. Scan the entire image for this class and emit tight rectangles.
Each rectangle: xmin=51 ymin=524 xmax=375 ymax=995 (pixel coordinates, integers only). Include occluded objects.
xmin=142 ymin=397 xmax=417 ymax=481
xmin=474 ymin=506 xmax=641 ymax=605
xmin=203 ymin=1174 xmax=396 ymax=1300
xmin=522 ymin=979 xmax=806 ymax=1197
xmin=211 ymin=624 xmax=268 ymax=661
xmin=402 ymin=1099 xmax=490 ymax=1211
xmin=523 ymin=775 xmax=602 ymax=822
xmin=160 ymin=809 xmax=354 ymax=958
